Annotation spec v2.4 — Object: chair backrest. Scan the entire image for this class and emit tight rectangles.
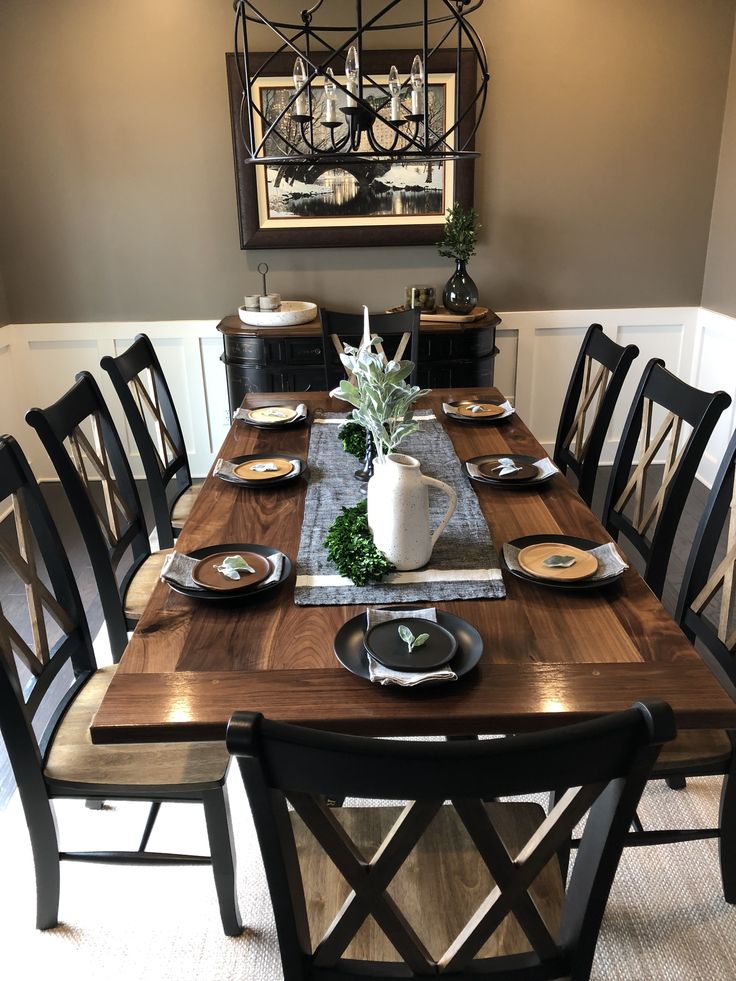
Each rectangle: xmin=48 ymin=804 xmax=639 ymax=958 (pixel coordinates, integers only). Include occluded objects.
xmin=676 ymin=428 xmax=736 ymax=684
xmin=553 ymin=324 xmax=639 ymax=507
xmin=227 ymin=702 xmax=674 ymax=981
xmin=26 ymin=371 xmax=151 ymax=661
xmin=101 ymin=334 xmax=191 ymax=549
xmin=321 ymin=308 xmax=421 ymax=390
xmin=601 ymin=358 xmax=731 ymax=599
xmin=0 ymin=435 xmax=95 ymax=814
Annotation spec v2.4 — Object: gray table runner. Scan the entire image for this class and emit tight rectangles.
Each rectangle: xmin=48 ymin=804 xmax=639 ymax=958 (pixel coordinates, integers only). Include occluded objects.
xmin=294 ymin=413 xmax=506 ymax=605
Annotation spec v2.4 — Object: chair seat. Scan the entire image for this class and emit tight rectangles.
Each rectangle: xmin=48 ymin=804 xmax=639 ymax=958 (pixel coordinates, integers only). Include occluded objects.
xmin=171 ymin=484 xmax=201 ymax=528
xmin=44 ymin=666 xmax=228 ymax=787
xmin=653 ymin=728 xmax=732 ymax=771
xmin=291 ymin=801 xmax=563 ymax=962
xmin=122 ymin=548 xmax=173 ymax=618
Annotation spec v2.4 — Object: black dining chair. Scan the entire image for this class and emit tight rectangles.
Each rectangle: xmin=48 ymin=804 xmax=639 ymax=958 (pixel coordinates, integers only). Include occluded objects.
xmin=101 ymin=334 xmax=200 ymax=550
xmin=321 ymin=307 xmax=420 ymax=390
xmin=0 ymin=435 xmax=241 ymax=935
xmin=601 ymin=358 xmax=731 ymax=599
xmin=619 ymin=427 xmax=736 ymax=902
xmin=553 ymin=323 xmax=639 ymax=507
xmin=26 ymin=372 xmax=171 ymax=662
xmin=226 ymin=701 xmax=674 ymax=981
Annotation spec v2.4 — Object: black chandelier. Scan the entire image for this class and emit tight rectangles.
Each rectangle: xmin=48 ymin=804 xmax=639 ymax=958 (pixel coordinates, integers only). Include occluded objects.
xmin=232 ymin=0 xmax=489 ymax=166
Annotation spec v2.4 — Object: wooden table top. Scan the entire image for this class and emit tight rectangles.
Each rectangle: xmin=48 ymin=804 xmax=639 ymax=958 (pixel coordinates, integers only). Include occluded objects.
xmin=90 ymin=389 xmax=736 ymax=744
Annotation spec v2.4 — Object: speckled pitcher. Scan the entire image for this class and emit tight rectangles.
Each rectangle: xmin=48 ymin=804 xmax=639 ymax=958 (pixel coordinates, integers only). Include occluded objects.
xmin=367 ymin=453 xmax=457 ymax=571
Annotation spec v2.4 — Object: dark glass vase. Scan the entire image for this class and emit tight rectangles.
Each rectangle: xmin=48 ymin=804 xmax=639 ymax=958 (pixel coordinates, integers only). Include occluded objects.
xmin=443 ymin=259 xmax=478 ymax=315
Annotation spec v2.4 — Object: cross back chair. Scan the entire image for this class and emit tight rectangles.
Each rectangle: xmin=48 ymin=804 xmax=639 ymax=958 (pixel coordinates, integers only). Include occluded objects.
xmin=553 ymin=324 xmax=639 ymax=507
xmin=601 ymin=358 xmax=731 ymax=599
xmin=619 ymin=427 xmax=736 ymax=902
xmin=0 ymin=435 xmax=241 ymax=935
xmin=321 ymin=307 xmax=421 ymax=390
xmin=101 ymin=334 xmax=199 ymax=549
xmin=26 ymin=372 xmax=171 ymax=662
xmin=227 ymin=701 xmax=674 ymax=981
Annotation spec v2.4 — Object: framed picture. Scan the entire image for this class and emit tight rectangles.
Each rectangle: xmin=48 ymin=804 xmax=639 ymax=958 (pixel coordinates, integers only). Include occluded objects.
xmin=225 ymin=49 xmax=478 ymax=250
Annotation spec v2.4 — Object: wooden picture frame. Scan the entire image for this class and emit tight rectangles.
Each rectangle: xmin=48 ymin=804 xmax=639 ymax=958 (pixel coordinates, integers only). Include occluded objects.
xmin=225 ymin=50 xmax=478 ymax=250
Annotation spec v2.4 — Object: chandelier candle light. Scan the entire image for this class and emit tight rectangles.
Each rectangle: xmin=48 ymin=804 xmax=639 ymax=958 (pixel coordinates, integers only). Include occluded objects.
xmin=232 ymin=0 xmax=489 ymax=166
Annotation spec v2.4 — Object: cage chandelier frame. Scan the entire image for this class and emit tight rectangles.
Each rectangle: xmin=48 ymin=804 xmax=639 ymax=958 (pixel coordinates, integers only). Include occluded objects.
xmin=232 ymin=0 xmax=489 ymax=166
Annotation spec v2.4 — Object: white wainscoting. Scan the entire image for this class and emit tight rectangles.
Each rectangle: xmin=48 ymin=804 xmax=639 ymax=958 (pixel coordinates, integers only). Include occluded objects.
xmin=0 ymin=308 xmax=733 ymax=484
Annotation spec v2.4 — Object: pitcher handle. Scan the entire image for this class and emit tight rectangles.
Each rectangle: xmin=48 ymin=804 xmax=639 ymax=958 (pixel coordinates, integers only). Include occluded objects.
xmin=423 ymin=476 xmax=458 ymax=547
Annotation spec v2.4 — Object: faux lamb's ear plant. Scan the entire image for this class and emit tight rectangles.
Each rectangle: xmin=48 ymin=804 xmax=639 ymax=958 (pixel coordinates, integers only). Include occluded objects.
xmin=330 ymin=335 xmax=429 ymax=463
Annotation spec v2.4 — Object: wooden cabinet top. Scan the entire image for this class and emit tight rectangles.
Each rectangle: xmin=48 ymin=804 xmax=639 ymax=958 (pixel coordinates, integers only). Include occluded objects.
xmin=216 ymin=310 xmax=501 ymax=338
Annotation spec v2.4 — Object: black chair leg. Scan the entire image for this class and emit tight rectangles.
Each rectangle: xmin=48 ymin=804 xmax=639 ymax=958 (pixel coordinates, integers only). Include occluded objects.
xmin=631 ymin=810 xmax=644 ymax=833
xmin=666 ymin=775 xmax=687 ymax=790
xmin=28 ymin=804 xmax=61 ymax=929
xmin=138 ymin=801 xmax=162 ymax=852
xmin=202 ymin=786 xmax=243 ymax=937
xmin=719 ymin=767 xmax=736 ymax=904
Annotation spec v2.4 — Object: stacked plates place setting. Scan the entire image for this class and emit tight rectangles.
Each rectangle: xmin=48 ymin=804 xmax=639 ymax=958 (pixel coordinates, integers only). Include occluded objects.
xmin=214 ymin=452 xmax=306 ymax=488
xmin=502 ymin=534 xmax=629 ymax=591
xmin=160 ymin=543 xmax=292 ymax=601
xmin=465 ymin=454 xmax=560 ymax=489
xmin=442 ymin=399 xmax=515 ymax=424
xmin=333 ymin=606 xmax=483 ymax=687
xmin=233 ymin=402 xmax=308 ymax=429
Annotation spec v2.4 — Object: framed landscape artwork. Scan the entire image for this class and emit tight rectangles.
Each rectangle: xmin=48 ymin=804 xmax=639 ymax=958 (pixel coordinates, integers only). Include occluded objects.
xmin=225 ymin=50 xmax=478 ymax=249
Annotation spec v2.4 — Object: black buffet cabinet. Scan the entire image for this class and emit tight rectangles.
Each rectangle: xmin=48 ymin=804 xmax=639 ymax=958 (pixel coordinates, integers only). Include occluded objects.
xmin=217 ymin=312 xmax=500 ymax=414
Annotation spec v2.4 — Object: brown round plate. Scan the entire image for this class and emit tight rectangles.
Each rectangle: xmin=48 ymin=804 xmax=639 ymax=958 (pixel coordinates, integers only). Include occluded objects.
xmin=477 ymin=459 xmax=539 ymax=482
xmin=233 ymin=458 xmax=294 ymax=481
xmin=191 ymin=550 xmax=272 ymax=592
xmin=247 ymin=405 xmax=297 ymax=424
xmin=450 ymin=401 xmax=505 ymax=419
xmin=517 ymin=543 xmax=599 ymax=581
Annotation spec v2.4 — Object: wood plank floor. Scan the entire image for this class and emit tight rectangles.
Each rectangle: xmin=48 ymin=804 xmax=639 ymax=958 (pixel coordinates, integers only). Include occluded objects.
xmin=0 ymin=464 xmax=724 ymax=807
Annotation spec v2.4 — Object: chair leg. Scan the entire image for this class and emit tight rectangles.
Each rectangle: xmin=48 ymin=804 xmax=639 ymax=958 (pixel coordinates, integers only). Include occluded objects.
xmin=27 ymin=802 xmax=61 ymax=929
xmin=631 ymin=810 xmax=644 ymax=833
xmin=719 ymin=767 xmax=736 ymax=904
xmin=549 ymin=789 xmax=570 ymax=882
xmin=138 ymin=802 xmax=162 ymax=852
xmin=202 ymin=786 xmax=243 ymax=937
xmin=666 ymin=775 xmax=687 ymax=790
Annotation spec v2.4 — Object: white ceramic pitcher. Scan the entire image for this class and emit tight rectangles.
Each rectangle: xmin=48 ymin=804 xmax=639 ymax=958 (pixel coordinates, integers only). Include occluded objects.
xmin=367 ymin=453 xmax=457 ymax=571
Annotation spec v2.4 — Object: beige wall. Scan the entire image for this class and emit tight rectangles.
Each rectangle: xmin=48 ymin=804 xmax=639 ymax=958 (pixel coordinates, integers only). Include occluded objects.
xmin=703 ymin=19 xmax=736 ymax=317
xmin=0 ymin=0 xmax=734 ymax=323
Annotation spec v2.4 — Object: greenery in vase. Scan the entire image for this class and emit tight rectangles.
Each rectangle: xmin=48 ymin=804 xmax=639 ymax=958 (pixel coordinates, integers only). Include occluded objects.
xmin=330 ymin=336 xmax=429 ymax=463
xmin=324 ymin=500 xmax=394 ymax=585
xmin=337 ymin=420 xmax=367 ymax=460
xmin=437 ymin=204 xmax=481 ymax=264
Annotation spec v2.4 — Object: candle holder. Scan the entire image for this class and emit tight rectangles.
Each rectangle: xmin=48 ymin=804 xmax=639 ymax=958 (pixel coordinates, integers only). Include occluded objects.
xmin=354 ymin=429 xmax=376 ymax=482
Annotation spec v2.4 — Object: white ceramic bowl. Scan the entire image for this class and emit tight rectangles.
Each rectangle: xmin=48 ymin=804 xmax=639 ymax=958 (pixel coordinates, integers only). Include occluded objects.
xmin=238 ymin=300 xmax=317 ymax=327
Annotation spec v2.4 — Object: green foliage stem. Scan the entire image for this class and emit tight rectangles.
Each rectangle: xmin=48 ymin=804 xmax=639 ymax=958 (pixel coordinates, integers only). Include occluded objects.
xmin=437 ymin=204 xmax=481 ymax=263
xmin=323 ymin=499 xmax=394 ymax=586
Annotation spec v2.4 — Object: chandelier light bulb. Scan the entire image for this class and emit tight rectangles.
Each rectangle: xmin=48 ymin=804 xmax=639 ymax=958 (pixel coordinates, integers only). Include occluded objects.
xmin=293 ymin=57 xmax=309 ymax=116
xmin=345 ymin=44 xmax=359 ymax=106
xmin=388 ymin=65 xmax=402 ymax=121
xmin=410 ymin=55 xmax=424 ymax=115
xmin=323 ymin=67 xmax=338 ymax=124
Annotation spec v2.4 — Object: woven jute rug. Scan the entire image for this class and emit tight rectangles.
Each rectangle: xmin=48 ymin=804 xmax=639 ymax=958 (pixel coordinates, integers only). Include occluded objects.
xmin=2 ymin=774 xmax=736 ymax=980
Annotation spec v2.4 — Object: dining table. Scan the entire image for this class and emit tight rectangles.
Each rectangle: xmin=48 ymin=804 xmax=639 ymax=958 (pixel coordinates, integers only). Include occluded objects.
xmin=90 ymin=388 xmax=736 ymax=744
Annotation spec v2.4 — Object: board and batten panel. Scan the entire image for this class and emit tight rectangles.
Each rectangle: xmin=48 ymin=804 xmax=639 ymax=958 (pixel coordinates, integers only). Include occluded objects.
xmin=501 ymin=308 xmax=699 ymax=464
xmin=9 ymin=321 xmax=223 ymax=480
xmin=691 ymin=308 xmax=736 ymax=487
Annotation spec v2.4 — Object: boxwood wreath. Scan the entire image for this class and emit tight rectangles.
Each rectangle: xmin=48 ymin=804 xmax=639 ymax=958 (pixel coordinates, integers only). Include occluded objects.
xmin=337 ymin=421 xmax=366 ymax=460
xmin=324 ymin=499 xmax=394 ymax=586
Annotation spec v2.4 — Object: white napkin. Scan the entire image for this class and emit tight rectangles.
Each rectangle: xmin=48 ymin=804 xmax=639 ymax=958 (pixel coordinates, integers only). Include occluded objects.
xmin=233 ymin=403 xmax=307 ymax=424
xmin=466 ymin=457 xmax=560 ymax=482
xmin=161 ymin=550 xmax=284 ymax=590
xmin=364 ymin=607 xmax=457 ymax=686
xmin=214 ymin=458 xmax=302 ymax=481
xmin=443 ymin=399 xmax=514 ymax=420
xmin=502 ymin=541 xmax=628 ymax=580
